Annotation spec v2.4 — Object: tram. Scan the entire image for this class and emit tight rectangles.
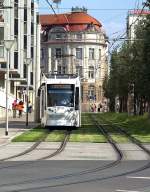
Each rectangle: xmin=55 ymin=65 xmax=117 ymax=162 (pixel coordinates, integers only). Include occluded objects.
xmin=39 ymin=74 xmax=81 ymax=128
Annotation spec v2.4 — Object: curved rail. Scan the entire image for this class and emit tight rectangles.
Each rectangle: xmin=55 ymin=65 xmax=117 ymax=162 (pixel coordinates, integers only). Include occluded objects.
xmin=39 ymin=130 xmax=71 ymax=160
xmin=98 ymin=115 xmax=150 ymax=156
xmin=0 ymin=137 xmax=47 ymax=162
xmin=0 ymin=114 xmax=125 ymax=190
xmin=8 ymin=114 xmax=150 ymax=191
xmin=1 ymin=115 xmax=150 ymax=191
xmin=0 ymin=129 xmax=71 ymax=162
xmin=91 ymin=114 xmax=123 ymax=162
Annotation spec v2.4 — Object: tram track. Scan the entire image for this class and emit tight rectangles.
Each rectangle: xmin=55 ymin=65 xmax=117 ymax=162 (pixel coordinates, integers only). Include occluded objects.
xmin=0 ymin=129 xmax=70 ymax=170
xmin=1 ymin=114 xmax=150 ymax=191
xmin=38 ymin=129 xmax=71 ymax=160
xmin=0 ymin=114 xmax=125 ymax=191
xmin=3 ymin=114 xmax=150 ymax=192
xmin=97 ymin=115 xmax=150 ymax=156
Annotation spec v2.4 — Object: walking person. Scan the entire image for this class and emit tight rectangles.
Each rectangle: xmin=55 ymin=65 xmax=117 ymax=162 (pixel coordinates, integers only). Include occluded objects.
xmin=12 ymin=100 xmax=17 ymax=118
xmin=94 ymin=103 xmax=97 ymax=112
xmin=98 ymin=103 xmax=102 ymax=112
xmin=28 ymin=101 xmax=32 ymax=113
xmin=18 ymin=100 xmax=24 ymax=117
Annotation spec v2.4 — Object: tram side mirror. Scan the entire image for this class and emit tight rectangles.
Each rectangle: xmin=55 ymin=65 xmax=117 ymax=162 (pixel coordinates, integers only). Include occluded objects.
xmin=75 ymin=87 xmax=79 ymax=110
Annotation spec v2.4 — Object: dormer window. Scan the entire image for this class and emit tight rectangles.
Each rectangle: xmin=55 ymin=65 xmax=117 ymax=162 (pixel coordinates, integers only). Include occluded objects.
xmin=56 ymin=34 xmax=62 ymax=39
xmin=76 ymin=33 xmax=82 ymax=40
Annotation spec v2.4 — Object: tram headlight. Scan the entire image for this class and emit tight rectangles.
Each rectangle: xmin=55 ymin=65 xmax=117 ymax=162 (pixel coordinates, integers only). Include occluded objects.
xmin=66 ymin=108 xmax=73 ymax=112
xmin=48 ymin=108 xmax=54 ymax=112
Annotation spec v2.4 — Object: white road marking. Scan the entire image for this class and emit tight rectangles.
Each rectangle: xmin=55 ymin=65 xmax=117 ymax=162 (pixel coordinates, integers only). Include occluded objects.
xmin=116 ymin=190 xmax=141 ymax=192
xmin=127 ymin=176 xmax=150 ymax=180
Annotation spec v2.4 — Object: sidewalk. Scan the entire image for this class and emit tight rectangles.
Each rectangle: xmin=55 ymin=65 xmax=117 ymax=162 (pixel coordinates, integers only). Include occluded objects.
xmin=0 ymin=112 xmax=39 ymax=146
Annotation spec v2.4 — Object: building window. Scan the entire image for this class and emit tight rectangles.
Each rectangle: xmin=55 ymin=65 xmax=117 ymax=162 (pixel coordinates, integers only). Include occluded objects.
xmin=0 ymin=46 xmax=4 ymax=58
xmin=14 ymin=52 xmax=18 ymax=69
xmin=56 ymin=34 xmax=62 ymax=39
xmin=76 ymin=33 xmax=82 ymax=40
xmin=41 ymin=48 xmax=45 ymax=59
xmin=24 ymin=64 xmax=27 ymax=78
xmin=24 ymin=0 xmax=27 ymax=6
xmin=24 ymin=22 xmax=27 ymax=34
xmin=99 ymin=49 xmax=101 ymax=60
xmin=62 ymin=66 xmax=66 ymax=74
xmin=88 ymin=85 xmax=95 ymax=100
xmin=76 ymin=66 xmax=83 ymax=77
xmin=55 ymin=48 xmax=61 ymax=58
xmin=31 ymin=22 xmax=34 ymax=35
xmin=76 ymin=48 xmax=82 ymax=59
xmin=88 ymin=66 xmax=94 ymax=79
xmin=30 ymin=72 xmax=33 ymax=85
xmin=31 ymin=47 xmax=34 ymax=58
xmin=31 ymin=2 xmax=34 ymax=15
xmin=14 ymin=7 xmax=18 ymax=18
xmin=89 ymin=48 xmax=94 ymax=60
xmin=24 ymin=35 xmax=27 ymax=49
xmin=58 ymin=66 xmax=61 ymax=74
xmin=0 ymin=27 xmax=4 ymax=44
xmin=14 ymin=0 xmax=18 ymax=4
xmin=24 ymin=8 xmax=27 ymax=22
xmin=14 ymin=19 xmax=18 ymax=36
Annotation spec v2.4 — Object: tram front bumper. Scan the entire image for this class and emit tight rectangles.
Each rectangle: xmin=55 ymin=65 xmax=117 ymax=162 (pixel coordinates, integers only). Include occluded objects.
xmin=46 ymin=111 xmax=77 ymax=127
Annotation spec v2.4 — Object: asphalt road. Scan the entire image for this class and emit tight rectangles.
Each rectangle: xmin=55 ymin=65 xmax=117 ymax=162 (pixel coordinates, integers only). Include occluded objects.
xmin=0 ymin=160 xmax=149 ymax=192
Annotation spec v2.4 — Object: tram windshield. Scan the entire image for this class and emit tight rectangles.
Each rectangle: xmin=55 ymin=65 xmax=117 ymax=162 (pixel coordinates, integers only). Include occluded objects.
xmin=47 ymin=84 xmax=74 ymax=107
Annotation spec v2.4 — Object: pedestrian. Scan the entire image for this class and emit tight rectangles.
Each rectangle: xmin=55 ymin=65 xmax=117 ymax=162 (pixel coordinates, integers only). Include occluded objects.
xmin=17 ymin=100 xmax=24 ymax=117
xmin=94 ymin=103 xmax=97 ymax=112
xmin=90 ymin=103 xmax=94 ymax=112
xmin=12 ymin=100 xmax=17 ymax=118
xmin=98 ymin=103 xmax=102 ymax=112
xmin=28 ymin=101 xmax=32 ymax=113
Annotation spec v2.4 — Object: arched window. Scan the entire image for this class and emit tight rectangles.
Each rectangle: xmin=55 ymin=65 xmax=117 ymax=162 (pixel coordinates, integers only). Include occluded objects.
xmin=88 ymin=85 xmax=95 ymax=100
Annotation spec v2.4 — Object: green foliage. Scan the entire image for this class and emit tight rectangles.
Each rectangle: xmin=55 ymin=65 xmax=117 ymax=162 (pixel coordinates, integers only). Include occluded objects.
xmin=12 ymin=128 xmax=48 ymax=142
xmin=97 ymin=112 xmax=150 ymax=142
xmin=104 ymin=4 xmax=150 ymax=112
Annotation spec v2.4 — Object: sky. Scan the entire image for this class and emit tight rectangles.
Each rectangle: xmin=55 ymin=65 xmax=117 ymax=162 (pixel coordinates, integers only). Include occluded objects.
xmin=38 ymin=0 xmax=145 ymax=39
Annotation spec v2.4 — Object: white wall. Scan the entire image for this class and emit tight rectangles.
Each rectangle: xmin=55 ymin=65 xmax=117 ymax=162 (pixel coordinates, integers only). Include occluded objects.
xmin=0 ymin=87 xmax=15 ymax=109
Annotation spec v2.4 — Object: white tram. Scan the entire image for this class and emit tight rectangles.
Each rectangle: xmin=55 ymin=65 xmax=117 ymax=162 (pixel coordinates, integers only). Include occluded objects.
xmin=39 ymin=74 xmax=81 ymax=128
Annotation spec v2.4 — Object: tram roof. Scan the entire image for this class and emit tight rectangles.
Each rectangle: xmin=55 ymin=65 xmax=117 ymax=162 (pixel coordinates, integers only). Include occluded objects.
xmin=43 ymin=73 xmax=78 ymax=79
xmin=41 ymin=73 xmax=80 ymax=85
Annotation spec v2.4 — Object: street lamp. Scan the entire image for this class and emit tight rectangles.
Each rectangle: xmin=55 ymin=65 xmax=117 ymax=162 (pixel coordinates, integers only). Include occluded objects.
xmin=24 ymin=58 xmax=32 ymax=127
xmin=4 ymin=39 xmax=15 ymax=136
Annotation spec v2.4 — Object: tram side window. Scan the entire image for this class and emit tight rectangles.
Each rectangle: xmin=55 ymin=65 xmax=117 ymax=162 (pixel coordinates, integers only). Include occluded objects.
xmin=75 ymin=87 xmax=79 ymax=110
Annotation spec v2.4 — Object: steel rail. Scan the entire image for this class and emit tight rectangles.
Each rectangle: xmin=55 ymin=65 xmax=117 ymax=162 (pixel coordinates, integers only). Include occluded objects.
xmin=6 ymin=115 xmax=150 ymax=191
xmin=0 ymin=115 xmax=125 ymax=190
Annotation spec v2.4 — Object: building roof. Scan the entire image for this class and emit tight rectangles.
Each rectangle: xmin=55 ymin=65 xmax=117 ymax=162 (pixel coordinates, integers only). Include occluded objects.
xmin=129 ymin=10 xmax=150 ymax=15
xmin=40 ymin=11 xmax=102 ymax=32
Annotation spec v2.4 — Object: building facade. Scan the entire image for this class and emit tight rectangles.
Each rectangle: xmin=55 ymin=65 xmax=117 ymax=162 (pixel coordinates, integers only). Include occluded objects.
xmin=127 ymin=9 xmax=150 ymax=40
xmin=0 ymin=0 xmax=41 ymax=115
xmin=40 ymin=8 xmax=108 ymax=111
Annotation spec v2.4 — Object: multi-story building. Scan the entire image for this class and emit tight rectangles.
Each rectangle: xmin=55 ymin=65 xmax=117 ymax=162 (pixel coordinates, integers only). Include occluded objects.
xmin=0 ymin=0 xmax=41 ymax=116
xmin=40 ymin=8 xmax=108 ymax=111
xmin=127 ymin=9 xmax=150 ymax=40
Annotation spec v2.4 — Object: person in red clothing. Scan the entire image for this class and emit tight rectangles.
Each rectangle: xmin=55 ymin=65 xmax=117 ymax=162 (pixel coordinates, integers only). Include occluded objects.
xmin=12 ymin=100 xmax=17 ymax=118
xmin=17 ymin=100 xmax=24 ymax=117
